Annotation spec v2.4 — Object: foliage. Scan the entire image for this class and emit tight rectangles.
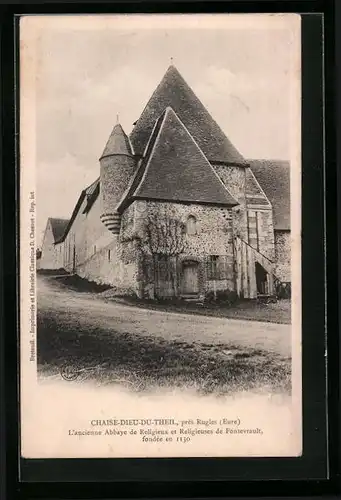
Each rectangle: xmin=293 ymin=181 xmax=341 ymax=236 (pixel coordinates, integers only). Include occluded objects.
xmin=204 ymin=289 xmax=238 ymax=305
xmin=139 ymin=205 xmax=187 ymax=257
xmin=136 ymin=205 xmax=188 ymax=298
xmin=274 ymin=280 xmax=291 ymax=300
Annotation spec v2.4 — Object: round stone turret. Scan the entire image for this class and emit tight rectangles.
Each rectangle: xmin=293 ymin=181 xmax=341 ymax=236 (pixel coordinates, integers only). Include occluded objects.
xmin=100 ymin=123 xmax=136 ymax=234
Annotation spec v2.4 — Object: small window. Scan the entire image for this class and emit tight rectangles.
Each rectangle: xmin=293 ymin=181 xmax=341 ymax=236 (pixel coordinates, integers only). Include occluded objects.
xmin=207 ymin=255 xmax=219 ymax=280
xmin=94 ymin=245 xmax=96 ymax=255
xmin=108 ymin=249 xmax=111 ymax=262
xmin=186 ymin=215 xmax=197 ymax=235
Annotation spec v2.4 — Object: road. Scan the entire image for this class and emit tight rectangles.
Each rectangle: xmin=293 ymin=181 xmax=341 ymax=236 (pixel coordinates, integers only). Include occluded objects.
xmin=37 ymin=275 xmax=290 ymax=357
xmin=36 ymin=275 xmax=291 ymax=393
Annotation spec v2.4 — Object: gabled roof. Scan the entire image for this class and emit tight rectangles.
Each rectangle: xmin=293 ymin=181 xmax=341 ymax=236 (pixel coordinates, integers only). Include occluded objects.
xmin=245 ymin=167 xmax=271 ymax=208
xmin=83 ymin=177 xmax=100 ymax=213
xmin=117 ymin=107 xmax=238 ymax=211
xmin=54 ymin=178 xmax=99 ymax=243
xmin=248 ymin=159 xmax=290 ymax=230
xmin=49 ymin=218 xmax=69 ymax=242
xmin=100 ymin=123 xmax=132 ymax=159
xmin=129 ymin=65 xmax=246 ymax=165
xmin=85 ymin=177 xmax=99 ymax=197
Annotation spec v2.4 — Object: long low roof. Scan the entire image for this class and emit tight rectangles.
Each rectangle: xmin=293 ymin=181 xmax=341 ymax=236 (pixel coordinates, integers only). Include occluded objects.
xmin=54 ymin=178 xmax=99 ymax=244
xmin=52 ymin=157 xmax=290 ymax=245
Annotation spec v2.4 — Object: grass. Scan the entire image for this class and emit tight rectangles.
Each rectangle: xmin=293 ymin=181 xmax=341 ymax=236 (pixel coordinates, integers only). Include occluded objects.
xmin=102 ymin=294 xmax=291 ymax=325
xmin=37 ymin=309 xmax=291 ymax=395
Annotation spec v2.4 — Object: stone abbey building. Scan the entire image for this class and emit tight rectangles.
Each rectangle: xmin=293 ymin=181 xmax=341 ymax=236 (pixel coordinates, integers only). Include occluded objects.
xmin=40 ymin=65 xmax=291 ymax=300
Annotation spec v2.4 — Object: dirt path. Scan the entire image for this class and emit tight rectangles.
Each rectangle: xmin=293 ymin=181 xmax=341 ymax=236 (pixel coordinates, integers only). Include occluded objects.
xmin=38 ymin=275 xmax=291 ymax=357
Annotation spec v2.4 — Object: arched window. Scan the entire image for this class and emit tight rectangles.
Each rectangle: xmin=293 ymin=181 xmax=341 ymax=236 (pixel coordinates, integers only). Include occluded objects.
xmin=186 ymin=215 xmax=197 ymax=235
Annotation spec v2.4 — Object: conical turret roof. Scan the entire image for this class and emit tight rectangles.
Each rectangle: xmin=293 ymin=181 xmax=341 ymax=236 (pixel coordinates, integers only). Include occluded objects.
xmin=130 ymin=65 xmax=246 ymax=165
xmin=100 ymin=123 xmax=132 ymax=159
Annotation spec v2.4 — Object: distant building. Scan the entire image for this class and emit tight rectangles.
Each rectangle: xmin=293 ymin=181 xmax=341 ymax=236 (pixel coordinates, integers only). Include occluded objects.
xmin=36 ymin=248 xmax=42 ymax=270
xmin=40 ymin=218 xmax=69 ymax=270
xmin=40 ymin=65 xmax=291 ymax=299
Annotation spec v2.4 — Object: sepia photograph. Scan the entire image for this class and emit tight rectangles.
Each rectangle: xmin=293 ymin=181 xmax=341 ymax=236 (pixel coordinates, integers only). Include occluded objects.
xmin=20 ymin=13 xmax=302 ymax=459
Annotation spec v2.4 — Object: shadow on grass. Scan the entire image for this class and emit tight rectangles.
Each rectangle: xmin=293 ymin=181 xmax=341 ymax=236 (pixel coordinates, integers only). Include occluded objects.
xmin=100 ymin=294 xmax=292 ymax=325
xmin=37 ymin=309 xmax=291 ymax=396
xmin=54 ymin=274 xmax=112 ymax=294
xmin=44 ymin=274 xmax=291 ymax=324
xmin=37 ymin=268 xmax=70 ymax=276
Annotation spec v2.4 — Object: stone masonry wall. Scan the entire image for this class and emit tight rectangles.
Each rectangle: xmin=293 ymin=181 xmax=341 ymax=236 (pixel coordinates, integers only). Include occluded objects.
xmin=132 ymin=200 xmax=235 ymax=297
xmin=212 ymin=164 xmax=248 ymax=240
xmin=213 ymin=164 xmax=275 ymax=263
xmin=274 ymin=230 xmax=291 ymax=282
xmin=63 ymin=195 xmax=114 ymax=272
xmin=76 ymin=238 xmax=139 ymax=293
xmin=63 ymin=195 xmax=138 ymax=292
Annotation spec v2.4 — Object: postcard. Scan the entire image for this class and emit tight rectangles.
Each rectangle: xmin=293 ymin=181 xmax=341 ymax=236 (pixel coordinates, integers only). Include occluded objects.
xmin=20 ymin=13 xmax=302 ymax=458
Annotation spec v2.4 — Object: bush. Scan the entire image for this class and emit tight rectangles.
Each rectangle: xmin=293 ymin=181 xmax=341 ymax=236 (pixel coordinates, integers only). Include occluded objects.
xmin=204 ymin=289 xmax=238 ymax=305
xmin=275 ymin=282 xmax=291 ymax=300
xmin=204 ymin=290 xmax=216 ymax=304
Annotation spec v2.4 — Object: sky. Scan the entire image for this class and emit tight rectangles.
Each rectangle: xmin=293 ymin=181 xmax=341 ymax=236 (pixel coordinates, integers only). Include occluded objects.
xmin=23 ymin=14 xmax=300 ymax=245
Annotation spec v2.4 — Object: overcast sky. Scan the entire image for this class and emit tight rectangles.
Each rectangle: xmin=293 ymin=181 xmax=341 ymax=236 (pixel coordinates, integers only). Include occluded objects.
xmin=26 ymin=14 xmax=299 ymax=245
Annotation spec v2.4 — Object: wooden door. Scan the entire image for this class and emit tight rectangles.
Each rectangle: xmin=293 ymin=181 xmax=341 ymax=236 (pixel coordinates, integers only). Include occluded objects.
xmin=182 ymin=263 xmax=199 ymax=294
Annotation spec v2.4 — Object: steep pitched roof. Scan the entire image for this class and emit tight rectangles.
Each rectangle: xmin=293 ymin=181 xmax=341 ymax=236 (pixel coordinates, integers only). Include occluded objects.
xmin=100 ymin=123 xmax=133 ymax=159
xmin=130 ymin=65 xmax=246 ymax=165
xmin=118 ymin=107 xmax=238 ymax=210
xmin=248 ymin=159 xmax=290 ymax=230
xmin=49 ymin=218 xmax=69 ymax=242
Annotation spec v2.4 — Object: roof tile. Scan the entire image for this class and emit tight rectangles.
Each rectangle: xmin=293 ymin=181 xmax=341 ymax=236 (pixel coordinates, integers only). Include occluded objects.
xmin=100 ymin=123 xmax=132 ymax=159
xmin=131 ymin=107 xmax=238 ymax=207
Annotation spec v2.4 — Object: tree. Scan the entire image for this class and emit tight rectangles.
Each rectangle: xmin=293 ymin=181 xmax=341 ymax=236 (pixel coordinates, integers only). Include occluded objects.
xmin=137 ymin=204 xmax=188 ymax=298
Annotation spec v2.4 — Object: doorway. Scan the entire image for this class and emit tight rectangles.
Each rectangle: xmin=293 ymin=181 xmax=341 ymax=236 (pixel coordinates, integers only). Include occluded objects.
xmin=182 ymin=261 xmax=199 ymax=295
xmin=255 ymin=261 xmax=268 ymax=295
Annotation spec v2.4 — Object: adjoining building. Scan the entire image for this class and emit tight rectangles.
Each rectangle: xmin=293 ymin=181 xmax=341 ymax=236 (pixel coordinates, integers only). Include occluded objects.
xmin=40 ymin=218 xmax=69 ymax=270
xmin=40 ymin=65 xmax=291 ymax=300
